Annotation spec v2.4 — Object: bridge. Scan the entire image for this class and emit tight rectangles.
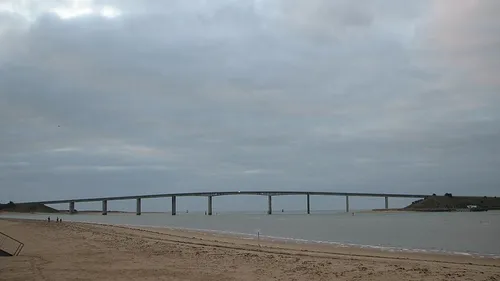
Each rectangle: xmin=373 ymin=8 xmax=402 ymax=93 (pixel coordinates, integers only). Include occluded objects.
xmin=20 ymin=191 xmax=430 ymax=215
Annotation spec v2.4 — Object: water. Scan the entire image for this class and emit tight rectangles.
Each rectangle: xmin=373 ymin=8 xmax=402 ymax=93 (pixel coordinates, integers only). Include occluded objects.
xmin=2 ymin=211 xmax=499 ymax=258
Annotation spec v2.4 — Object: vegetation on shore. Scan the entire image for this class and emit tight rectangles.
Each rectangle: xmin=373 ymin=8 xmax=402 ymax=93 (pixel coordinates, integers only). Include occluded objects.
xmin=404 ymin=194 xmax=500 ymax=211
xmin=0 ymin=201 xmax=59 ymax=213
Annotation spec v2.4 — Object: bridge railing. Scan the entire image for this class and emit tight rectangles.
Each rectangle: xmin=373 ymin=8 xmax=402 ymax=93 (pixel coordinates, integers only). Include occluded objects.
xmin=0 ymin=232 xmax=24 ymax=256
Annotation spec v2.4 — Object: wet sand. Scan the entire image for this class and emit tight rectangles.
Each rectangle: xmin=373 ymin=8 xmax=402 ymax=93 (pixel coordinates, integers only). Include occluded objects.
xmin=1 ymin=218 xmax=499 ymax=280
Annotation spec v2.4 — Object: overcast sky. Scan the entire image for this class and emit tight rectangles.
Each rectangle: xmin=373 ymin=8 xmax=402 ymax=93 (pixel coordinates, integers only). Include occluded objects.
xmin=1 ymin=0 xmax=499 ymax=209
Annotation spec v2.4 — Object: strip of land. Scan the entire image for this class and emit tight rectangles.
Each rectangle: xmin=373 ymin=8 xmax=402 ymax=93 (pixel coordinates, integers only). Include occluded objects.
xmin=1 ymin=218 xmax=499 ymax=281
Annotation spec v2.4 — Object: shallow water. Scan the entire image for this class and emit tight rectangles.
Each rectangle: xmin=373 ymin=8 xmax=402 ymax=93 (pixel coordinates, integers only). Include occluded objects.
xmin=2 ymin=211 xmax=499 ymax=257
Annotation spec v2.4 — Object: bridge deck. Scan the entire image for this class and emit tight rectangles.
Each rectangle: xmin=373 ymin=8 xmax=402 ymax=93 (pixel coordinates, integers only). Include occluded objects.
xmin=20 ymin=191 xmax=430 ymax=205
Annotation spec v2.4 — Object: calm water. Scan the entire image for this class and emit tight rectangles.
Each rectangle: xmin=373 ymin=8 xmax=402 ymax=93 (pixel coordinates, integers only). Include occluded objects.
xmin=2 ymin=211 xmax=499 ymax=257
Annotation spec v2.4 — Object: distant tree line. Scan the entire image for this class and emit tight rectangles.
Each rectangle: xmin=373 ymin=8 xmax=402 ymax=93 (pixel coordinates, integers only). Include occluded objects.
xmin=0 ymin=201 xmax=16 ymax=210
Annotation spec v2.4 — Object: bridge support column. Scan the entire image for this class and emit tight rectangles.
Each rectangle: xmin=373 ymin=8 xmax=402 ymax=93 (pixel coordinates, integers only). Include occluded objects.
xmin=136 ymin=198 xmax=141 ymax=215
xmin=69 ymin=201 xmax=75 ymax=214
xmin=102 ymin=200 xmax=108 ymax=215
xmin=385 ymin=196 xmax=389 ymax=209
xmin=306 ymin=194 xmax=311 ymax=214
xmin=345 ymin=196 xmax=350 ymax=213
xmin=267 ymin=195 xmax=272 ymax=215
xmin=171 ymin=196 xmax=177 ymax=216
xmin=207 ymin=196 xmax=213 ymax=215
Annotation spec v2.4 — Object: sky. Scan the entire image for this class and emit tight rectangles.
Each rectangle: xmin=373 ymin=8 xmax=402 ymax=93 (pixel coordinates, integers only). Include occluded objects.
xmin=1 ymin=0 xmax=499 ymax=211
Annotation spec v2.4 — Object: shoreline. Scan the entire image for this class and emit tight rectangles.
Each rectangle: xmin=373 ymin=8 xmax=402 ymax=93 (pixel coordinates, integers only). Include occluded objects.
xmin=120 ymin=224 xmax=500 ymax=265
xmin=1 ymin=215 xmax=499 ymax=260
xmin=3 ymin=217 xmax=500 ymax=264
xmin=106 ymin=222 xmax=500 ymax=260
xmin=1 ymin=218 xmax=499 ymax=280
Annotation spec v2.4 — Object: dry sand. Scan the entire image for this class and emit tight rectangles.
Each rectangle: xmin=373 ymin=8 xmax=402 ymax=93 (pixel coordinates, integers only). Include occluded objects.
xmin=1 ymin=218 xmax=499 ymax=281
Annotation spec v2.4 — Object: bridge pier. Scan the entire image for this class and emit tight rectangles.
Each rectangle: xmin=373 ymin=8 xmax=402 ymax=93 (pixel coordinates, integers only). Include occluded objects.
xmin=136 ymin=198 xmax=141 ymax=215
xmin=385 ymin=196 xmax=389 ymax=209
xmin=69 ymin=201 xmax=75 ymax=214
xmin=207 ymin=196 xmax=213 ymax=216
xmin=102 ymin=200 xmax=108 ymax=215
xmin=345 ymin=196 xmax=350 ymax=213
xmin=171 ymin=196 xmax=177 ymax=216
xmin=267 ymin=195 xmax=272 ymax=215
xmin=306 ymin=194 xmax=311 ymax=214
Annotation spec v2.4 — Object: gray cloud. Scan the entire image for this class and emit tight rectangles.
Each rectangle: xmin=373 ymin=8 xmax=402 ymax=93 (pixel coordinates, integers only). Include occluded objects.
xmin=1 ymin=0 xmax=499 ymax=209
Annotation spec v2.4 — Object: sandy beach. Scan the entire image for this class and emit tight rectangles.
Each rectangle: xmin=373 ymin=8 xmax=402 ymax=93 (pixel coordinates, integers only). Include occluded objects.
xmin=1 ymin=218 xmax=499 ymax=281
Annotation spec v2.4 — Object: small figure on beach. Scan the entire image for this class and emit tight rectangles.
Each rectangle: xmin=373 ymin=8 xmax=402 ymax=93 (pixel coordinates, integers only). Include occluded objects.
xmin=56 ymin=217 xmax=59 ymax=222
xmin=47 ymin=216 xmax=51 ymax=222
xmin=281 ymin=209 xmax=284 ymax=213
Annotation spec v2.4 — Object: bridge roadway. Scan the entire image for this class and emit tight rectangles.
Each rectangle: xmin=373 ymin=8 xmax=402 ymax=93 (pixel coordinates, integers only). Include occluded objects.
xmin=21 ymin=191 xmax=430 ymax=216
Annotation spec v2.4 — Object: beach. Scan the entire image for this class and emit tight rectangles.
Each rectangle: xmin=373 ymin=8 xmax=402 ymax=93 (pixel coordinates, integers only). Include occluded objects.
xmin=1 ymin=218 xmax=499 ymax=281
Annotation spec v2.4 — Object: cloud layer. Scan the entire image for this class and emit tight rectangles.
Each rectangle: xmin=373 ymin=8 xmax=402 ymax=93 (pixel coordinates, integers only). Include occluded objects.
xmin=1 ymin=0 xmax=499 ymax=207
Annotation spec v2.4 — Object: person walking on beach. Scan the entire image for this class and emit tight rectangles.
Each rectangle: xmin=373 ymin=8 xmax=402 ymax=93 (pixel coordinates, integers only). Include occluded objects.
xmin=47 ymin=216 xmax=51 ymax=222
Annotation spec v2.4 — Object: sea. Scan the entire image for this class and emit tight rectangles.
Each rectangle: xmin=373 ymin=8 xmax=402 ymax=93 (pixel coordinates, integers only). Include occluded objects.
xmin=1 ymin=210 xmax=499 ymax=258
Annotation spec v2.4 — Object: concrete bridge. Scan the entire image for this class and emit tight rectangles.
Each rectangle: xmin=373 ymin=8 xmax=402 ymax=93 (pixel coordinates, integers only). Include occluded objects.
xmin=21 ymin=191 xmax=430 ymax=215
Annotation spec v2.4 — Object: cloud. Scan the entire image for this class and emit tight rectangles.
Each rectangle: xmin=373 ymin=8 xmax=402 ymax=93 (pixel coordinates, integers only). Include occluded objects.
xmin=0 ymin=0 xmax=499 ymax=205
xmin=48 ymin=147 xmax=82 ymax=153
xmin=422 ymin=0 xmax=500 ymax=82
xmin=53 ymin=164 xmax=173 ymax=172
